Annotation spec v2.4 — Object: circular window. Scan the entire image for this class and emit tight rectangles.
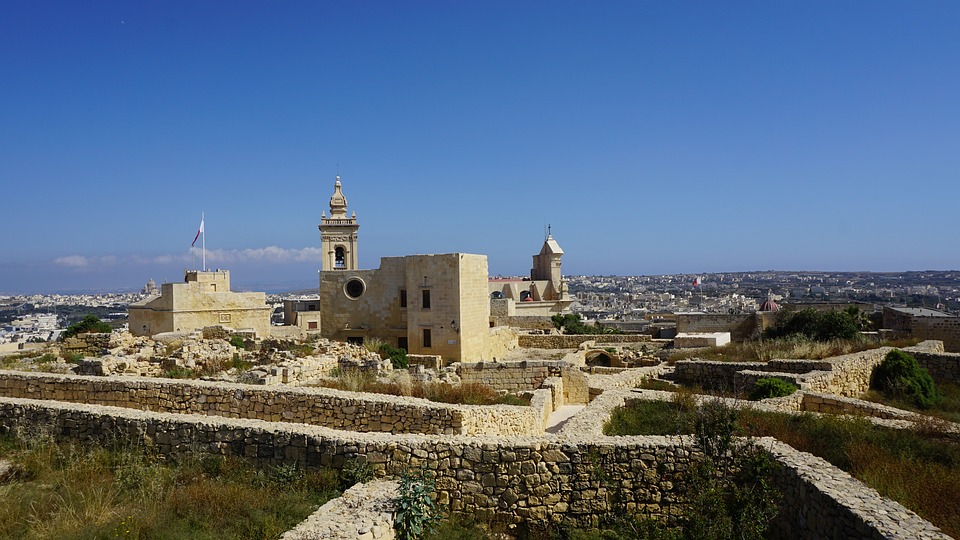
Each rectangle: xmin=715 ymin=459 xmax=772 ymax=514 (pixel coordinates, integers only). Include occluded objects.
xmin=344 ymin=278 xmax=365 ymax=299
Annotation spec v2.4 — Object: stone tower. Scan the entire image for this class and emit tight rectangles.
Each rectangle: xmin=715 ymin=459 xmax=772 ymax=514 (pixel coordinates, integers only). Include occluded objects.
xmin=531 ymin=232 xmax=569 ymax=301
xmin=319 ymin=176 xmax=359 ymax=271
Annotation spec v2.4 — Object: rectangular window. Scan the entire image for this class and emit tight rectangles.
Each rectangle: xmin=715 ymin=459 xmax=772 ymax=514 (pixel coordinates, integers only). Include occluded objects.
xmin=400 ymin=289 xmax=407 ymax=308
xmin=422 ymin=328 xmax=432 ymax=348
xmin=398 ymin=337 xmax=408 ymax=351
xmin=307 ymin=321 xmax=318 ymax=330
xmin=347 ymin=336 xmax=364 ymax=346
xmin=422 ymin=290 xmax=431 ymax=309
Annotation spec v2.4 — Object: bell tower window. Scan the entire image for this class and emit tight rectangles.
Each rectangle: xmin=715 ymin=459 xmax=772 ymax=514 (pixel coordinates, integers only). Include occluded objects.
xmin=335 ymin=246 xmax=346 ymax=269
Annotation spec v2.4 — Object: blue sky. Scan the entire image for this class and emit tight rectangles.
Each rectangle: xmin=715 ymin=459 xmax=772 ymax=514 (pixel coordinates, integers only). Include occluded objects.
xmin=1 ymin=2 xmax=958 ymax=294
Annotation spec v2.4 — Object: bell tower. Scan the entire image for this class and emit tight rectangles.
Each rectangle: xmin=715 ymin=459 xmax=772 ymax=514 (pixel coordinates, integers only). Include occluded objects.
xmin=319 ymin=176 xmax=359 ymax=271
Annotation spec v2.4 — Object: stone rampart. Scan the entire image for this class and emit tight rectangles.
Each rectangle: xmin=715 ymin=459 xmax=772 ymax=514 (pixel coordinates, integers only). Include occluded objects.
xmin=0 ymin=396 xmax=945 ymax=538
xmin=517 ymin=334 xmax=650 ymax=349
xmin=0 ymin=371 xmax=542 ymax=436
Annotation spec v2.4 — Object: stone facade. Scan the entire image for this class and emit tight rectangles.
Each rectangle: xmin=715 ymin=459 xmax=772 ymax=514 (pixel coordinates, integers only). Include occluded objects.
xmin=318 ymin=253 xmax=507 ymax=364
xmin=883 ymin=306 xmax=960 ymax=352
xmin=128 ymin=270 xmax=272 ymax=337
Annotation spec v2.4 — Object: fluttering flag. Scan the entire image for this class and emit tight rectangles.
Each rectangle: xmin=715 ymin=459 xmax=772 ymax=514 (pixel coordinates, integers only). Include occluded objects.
xmin=692 ymin=276 xmax=701 ymax=286
xmin=192 ymin=216 xmax=204 ymax=247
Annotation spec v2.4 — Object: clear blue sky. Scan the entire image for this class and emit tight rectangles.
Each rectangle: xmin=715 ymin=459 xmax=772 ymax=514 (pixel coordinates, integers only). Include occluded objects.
xmin=2 ymin=1 xmax=958 ymax=294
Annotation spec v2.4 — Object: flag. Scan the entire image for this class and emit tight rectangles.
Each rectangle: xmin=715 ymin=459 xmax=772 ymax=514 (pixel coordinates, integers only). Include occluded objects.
xmin=692 ymin=276 xmax=700 ymax=286
xmin=192 ymin=216 xmax=204 ymax=247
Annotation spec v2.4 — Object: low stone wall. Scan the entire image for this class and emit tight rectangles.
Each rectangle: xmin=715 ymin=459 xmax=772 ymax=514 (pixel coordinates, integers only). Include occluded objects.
xmin=61 ymin=332 xmax=118 ymax=357
xmin=518 ymin=334 xmax=651 ymax=349
xmin=800 ymin=392 xmax=919 ymax=420
xmin=0 ymin=371 xmax=541 ymax=436
xmin=492 ymin=316 xmax=556 ymax=330
xmin=457 ymin=361 xmax=591 ymax=404
xmin=0 ymin=396 xmax=945 ymax=538
xmin=674 ymin=342 xmax=944 ymax=397
xmin=912 ymin=350 xmax=960 ymax=384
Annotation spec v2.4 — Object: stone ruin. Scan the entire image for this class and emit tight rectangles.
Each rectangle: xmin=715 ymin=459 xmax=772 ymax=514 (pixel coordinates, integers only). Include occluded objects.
xmin=1 ymin=330 xmax=958 ymax=538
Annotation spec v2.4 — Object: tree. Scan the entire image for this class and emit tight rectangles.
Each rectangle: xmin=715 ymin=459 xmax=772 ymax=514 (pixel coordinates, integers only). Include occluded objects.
xmin=61 ymin=314 xmax=111 ymax=339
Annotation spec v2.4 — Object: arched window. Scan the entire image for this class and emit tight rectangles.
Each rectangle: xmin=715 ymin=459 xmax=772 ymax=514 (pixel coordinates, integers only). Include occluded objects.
xmin=334 ymin=246 xmax=346 ymax=269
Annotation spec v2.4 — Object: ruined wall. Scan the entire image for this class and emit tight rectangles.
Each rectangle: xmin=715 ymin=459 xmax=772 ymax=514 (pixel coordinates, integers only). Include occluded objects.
xmin=0 ymin=396 xmax=945 ymax=538
xmin=457 ymin=361 xmax=591 ymax=405
xmin=673 ymin=342 xmax=944 ymax=397
xmin=518 ymin=334 xmax=651 ymax=349
xmin=676 ymin=313 xmax=762 ymax=341
xmin=0 ymin=371 xmax=542 ymax=436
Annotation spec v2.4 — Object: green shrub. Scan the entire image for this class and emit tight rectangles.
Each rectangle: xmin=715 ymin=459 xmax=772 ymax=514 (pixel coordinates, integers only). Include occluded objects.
xmin=228 ymin=336 xmax=246 ymax=350
xmin=379 ymin=343 xmax=409 ymax=369
xmin=749 ymin=378 xmax=798 ymax=401
xmin=61 ymin=314 xmax=111 ymax=339
xmin=340 ymin=458 xmax=374 ymax=489
xmin=872 ymin=349 xmax=941 ymax=409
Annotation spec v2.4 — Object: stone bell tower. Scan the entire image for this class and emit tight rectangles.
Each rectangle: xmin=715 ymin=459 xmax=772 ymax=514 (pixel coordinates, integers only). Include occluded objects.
xmin=319 ymin=176 xmax=359 ymax=271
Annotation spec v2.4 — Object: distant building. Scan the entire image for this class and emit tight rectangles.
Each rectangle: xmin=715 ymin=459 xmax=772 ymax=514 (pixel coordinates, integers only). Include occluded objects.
xmin=882 ymin=306 xmax=960 ymax=352
xmin=128 ymin=270 xmax=272 ymax=337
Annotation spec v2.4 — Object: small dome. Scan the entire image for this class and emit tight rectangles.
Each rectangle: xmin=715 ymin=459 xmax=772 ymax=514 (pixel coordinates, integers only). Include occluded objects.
xmin=759 ymin=298 xmax=780 ymax=312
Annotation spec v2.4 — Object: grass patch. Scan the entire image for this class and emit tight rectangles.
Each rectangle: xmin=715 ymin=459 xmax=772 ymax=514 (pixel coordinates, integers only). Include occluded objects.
xmin=0 ymin=433 xmax=340 ymax=540
xmin=863 ymin=382 xmax=960 ymax=424
xmin=604 ymin=399 xmax=960 ymax=537
xmin=313 ymin=371 xmax=529 ymax=406
xmin=667 ymin=336 xmax=911 ymax=364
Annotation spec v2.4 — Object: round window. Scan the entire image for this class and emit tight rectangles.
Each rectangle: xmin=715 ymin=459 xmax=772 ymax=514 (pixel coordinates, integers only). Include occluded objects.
xmin=344 ymin=278 xmax=365 ymax=299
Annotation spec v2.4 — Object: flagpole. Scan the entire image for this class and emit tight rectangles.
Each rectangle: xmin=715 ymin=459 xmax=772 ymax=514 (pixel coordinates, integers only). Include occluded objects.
xmin=201 ymin=211 xmax=206 ymax=271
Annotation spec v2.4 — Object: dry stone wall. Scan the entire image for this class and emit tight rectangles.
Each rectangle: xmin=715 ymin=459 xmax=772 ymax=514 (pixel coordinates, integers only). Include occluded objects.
xmin=518 ymin=334 xmax=651 ymax=349
xmin=458 ymin=361 xmax=591 ymax=404
xmin=0 ymin=395 xmax=946 ymax=538
xmin=0 ymin=371 xmax=543 ymax=436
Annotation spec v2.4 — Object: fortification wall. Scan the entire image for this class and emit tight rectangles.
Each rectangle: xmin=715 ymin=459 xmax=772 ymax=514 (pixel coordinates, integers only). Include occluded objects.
xmin=0 ymin=396 xmax=945 ymax=538
xmin=676 ymin=313 xmax=761 ymax=341
xmin=906 ymin=316 xmax=960 ymax=353
xmin=0 ymin=371 xmax=542 ymax=436
xmin=518 ymin=334 xmax=651 ymax=349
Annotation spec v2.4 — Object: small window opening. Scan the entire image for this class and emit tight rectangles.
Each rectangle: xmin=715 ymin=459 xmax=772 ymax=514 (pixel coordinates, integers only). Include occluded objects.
xmin=422 ymin=290 xmax=431 ymax=309
xmin=335 ymin=246 xmax=346 ymax=269
xmin=422 ymin=328 xmax=432 ymax=348
xmin=400 ymin=289 xmax=407 ymax=308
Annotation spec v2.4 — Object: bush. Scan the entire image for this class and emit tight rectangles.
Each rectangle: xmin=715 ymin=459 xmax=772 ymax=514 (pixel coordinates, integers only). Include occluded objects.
xmin=61 ymin=314 xmax=111 ymax=339
xmin=872 ymin=349 xmax=941 ymax=409
xmin=228 ymin=336 xmax=246 ymax=350
xmin=379 ymin=343 xmax=409 ymax=369
xmin=749 ymin=378 xmax=798 ymax=401
xmin=763 ymin=308 xmax=859 ymax=342
xmin=550 ymin=313 xmax=622 ymax=335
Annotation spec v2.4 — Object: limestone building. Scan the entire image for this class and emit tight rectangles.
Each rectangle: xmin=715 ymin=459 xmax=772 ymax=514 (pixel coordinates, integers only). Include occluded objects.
xmin=128 ymin=270 xmax=272 ymax=337
xmin=489 ymin=231 xmax=573 ymax=318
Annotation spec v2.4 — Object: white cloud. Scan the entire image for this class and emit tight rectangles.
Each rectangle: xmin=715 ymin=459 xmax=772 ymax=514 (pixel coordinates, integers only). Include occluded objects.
xmin=53 ymin=255 xmax=91 ymax=268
